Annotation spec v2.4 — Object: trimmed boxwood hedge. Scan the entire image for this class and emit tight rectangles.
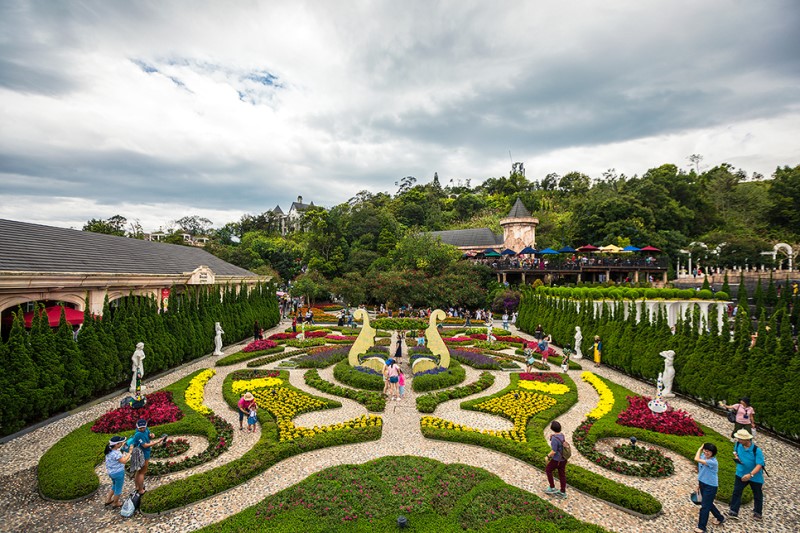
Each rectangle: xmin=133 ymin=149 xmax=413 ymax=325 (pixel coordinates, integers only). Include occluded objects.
xmin=586 ymin=374 xmax=747 ymax=504
xmin=139 ymin=369 xmax=382 ymax=514
xmin=412 ymin=361 xmax=466 ymax=392
xmin=421 ymin=373 xmax=662 ymax=516
xmin=416 ymin=372 xmax=495 ymax=413
xmin=304 ymin=368 xmax=386 ymax=412
xmin=332 ymin=361 xmax=385 ymax=390
xmin=215 ymin=345 xmax=285 ymax=366
xmin=38 ymin=369 xmax=221 ymax=500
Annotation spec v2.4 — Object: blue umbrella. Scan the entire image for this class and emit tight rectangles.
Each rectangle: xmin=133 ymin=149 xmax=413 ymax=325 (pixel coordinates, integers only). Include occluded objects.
xmin=519 ymin=246 xmax=537 ymax=255
xmin=621 ymin=245 xmax=641 ymax=252
xmin=539 ymin=247 xmax=559 ymax=255
xmin=500 ymin=248 xmax=516 ymax=255
xmin=558 ymin=246 xmax=577 ymax=253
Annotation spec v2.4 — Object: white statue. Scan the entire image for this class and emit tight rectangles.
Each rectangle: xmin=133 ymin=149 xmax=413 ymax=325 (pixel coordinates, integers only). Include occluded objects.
xmin=213 ymin=322 xmax=225 ymax=355
xmin=647 ymin=372 xmax=668 ymax=413
xmin=130 ymin=342 xmax=146 ymax=393
xmin=574 ymin=326 xmax=583 ymax=359
xmin=659 ymin=350 xmax=675 ymax=397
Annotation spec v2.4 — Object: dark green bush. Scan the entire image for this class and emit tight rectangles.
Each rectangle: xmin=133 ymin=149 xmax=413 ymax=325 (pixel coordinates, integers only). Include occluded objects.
xmin=304 ymin=368 xmax=385 ymax=412
xmin=416 ymin=372 xmax=494 ymax=413
xmin=412 ymin=361 xmax=466 ymax=392
xmin=332 ymin=361 xmax=384 ymax=390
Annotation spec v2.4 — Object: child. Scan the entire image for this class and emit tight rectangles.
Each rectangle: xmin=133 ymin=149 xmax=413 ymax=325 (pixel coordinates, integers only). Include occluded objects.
xmin=416 ymin=331 xmax=425 ymax=347
xmin=525 ymin=344 xmax=536 ymax=373
xmin=561 ymin=344 xmax=573 ymax=373
xmin=247 ymin=405 xmax=258 ymax=432
xmin=398 ymin=369 xmax=406 ymax=399
xmin=103 ymin=436 xmax=131 ymax=508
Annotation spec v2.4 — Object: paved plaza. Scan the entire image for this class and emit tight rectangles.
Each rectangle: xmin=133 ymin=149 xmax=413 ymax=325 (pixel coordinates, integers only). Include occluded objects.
xmin=1 ymin=319 xmax=799 ymax=532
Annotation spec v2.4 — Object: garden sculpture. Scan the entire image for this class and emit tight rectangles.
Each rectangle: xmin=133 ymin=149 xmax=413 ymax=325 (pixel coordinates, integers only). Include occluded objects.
xmin=425 ymin=309 xmax=450 ymax=368
xmin=659 ymin=350 xmax=676 ymax=397
xmin=348 ymin=308 xmax=376 ymax=366
xmin=574 ymin=326 xmax=583 ymax=359
xmin=647 ymin=372 xmax=668 ymax=413
xmin=130 ymin=342 xmax=146 ymax=393
xmin=213 ymin=322 xmax=225 ymax=355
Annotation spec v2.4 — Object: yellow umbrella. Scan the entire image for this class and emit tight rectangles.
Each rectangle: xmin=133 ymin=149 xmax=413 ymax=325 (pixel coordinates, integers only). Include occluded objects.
xmin=599 ymin=244 xmax=622 ymax=253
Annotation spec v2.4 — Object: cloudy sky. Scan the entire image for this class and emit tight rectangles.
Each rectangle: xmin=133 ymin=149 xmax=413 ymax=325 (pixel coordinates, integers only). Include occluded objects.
xmin=1 ymin=1 xmax=799 ymax=232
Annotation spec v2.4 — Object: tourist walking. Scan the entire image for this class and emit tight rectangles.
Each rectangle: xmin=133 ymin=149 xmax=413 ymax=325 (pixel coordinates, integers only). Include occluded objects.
xmin=534 ymin=324 xmax=544 ymax=340
xmin=720 ymin=397 xmax=756 ymax=439
xmin=525 ymin=343 xmax=536 ymax=373
xmin=253 ymin=320 xmax=261 ymax=341
xmin=103 ymin=436 xmax=130 ymax=508
xmin=502 ymin=312 xmax=509 ymax=330
xmin=398 ymin=368 xmax=406 ymax=399
xmin=385 ymin=359 xmax=400 ymax=400
xmin=593 ymin=335 xmax=602 ymax=367
xmin=544 ymin=421 xmax=568 ymax=499
xmin=130 ymin=419 xmax=166 ymax=495
xmin=694 ymin=443 xmax=725 ymax=532
xmin=727 ymin=429 xmax=765 ymax=521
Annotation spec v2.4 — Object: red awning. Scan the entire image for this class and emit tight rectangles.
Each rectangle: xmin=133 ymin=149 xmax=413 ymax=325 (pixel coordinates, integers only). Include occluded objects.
xmin=639 ymin=245 xmax=662 ymax=252
xmin=21 ymin=305 xmax=85 ymax=327
xmin=577 ymin=244 xmax=599 ymax=252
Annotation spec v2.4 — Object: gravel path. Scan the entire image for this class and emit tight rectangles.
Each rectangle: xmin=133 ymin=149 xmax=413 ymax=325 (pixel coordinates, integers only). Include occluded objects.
xmin=0 ymin=321 xmax=798 ymax=532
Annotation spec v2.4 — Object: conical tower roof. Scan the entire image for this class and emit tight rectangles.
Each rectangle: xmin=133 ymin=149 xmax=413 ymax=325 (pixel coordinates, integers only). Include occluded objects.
xmin=506 ymin=197 xmax=530 ymax=218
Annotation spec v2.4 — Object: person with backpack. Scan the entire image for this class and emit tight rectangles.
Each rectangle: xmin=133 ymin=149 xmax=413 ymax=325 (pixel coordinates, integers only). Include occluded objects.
xmin=544 ymin=420 xmax=570 ymax=499
xmin=720 ymin=396 xmax=756 ymax=439
xmin=727 ymin=429 xmax=765 ymax=521
xmin=103 ymin=436 xmax=131 ymax=508
xmin=130 ymin=419 xmax=166 ymax=495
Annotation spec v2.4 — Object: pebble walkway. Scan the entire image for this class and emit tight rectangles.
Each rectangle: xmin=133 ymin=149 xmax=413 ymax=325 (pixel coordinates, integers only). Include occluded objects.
xmin=1 ymin=319 xmax=799 ymax=532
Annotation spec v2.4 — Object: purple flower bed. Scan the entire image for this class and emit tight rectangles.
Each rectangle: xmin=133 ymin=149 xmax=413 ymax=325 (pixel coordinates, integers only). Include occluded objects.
xmin=414 ymin=366 xmax=449 ymax=377
xmin=449 ymin=348 xmax=502 ymax=370
xmin=293 ymin=345 xmax=350 ymax=368
xmin=354 ymin=365 xmax=382 ymax=376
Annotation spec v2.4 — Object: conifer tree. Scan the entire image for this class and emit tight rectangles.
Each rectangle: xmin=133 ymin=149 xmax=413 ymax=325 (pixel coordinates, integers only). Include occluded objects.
xmin=702 ymin=275 xmax=711 ymax=291
xmin=3 ymin=309 xmax=39 ymax=432
xmin=29 ymin=304 xmax=66 ymax=418
xmin=721 ymin=272 xmax=731 ymax=295
xmin=57 ymin=309 xmax=90 ymax=406
xmin=737 ymin=273 xmax=748 ymax=307
xmin=754 ymin=278 xmax=765 ymax=317
xmin=765 ymin=272 xmax=777 ymax=308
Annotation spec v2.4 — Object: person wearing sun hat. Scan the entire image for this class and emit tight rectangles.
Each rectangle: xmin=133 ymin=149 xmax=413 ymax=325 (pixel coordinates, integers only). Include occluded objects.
xmin=238 ymin=391 xmax=257 ymax=431
xmin=130 ymin=418 xmax=166 ymax=495
xmin=727 ymin=428 xmax=765 ymax=521
xmin=103 ymin=436 xmax=131 ymax=508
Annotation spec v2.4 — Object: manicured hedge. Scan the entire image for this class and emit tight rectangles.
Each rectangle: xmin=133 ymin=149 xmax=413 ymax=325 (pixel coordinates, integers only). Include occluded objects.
xmin=246 ymin=346 xmax=314 ymax=367
xmin=412 ymin=361 xmax=466 ymax=392
xmin=333 ymin=361 xmax=384 ymax=390
xmin=422 ymin=373 xmax=662 ymax=516
xmin=416 ymin=372 xmax=495 ymax=413
xmin=373 ymin=318 xmax=428 ymax=330
xmin=304 ymin=368 xmax=386 ymax=412
xmin=197 ymin=456 xmax=609 ymax=532
xmin=215 ymin=346 xmax=285 ymax=366
xmin=38 ymin=369 xmax=220 ymax=500
xmin=139 ymin=369 xmax=381 ymax=513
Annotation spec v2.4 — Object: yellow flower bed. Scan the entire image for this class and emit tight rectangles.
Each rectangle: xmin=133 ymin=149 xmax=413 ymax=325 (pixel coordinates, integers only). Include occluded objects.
xmin=421 ymin=391 xmax=556 ymax=443
xmin=252 ymin=387 xmax=382 ymax=442
xmin=232 ymin=377 xmax=283 ymax=395
xmin=581 ymin=371 xmax=615 ymax=419
xmin=185 ymin=369 xmax=216 ymax=414
xmin=518 ymin=380 xmax=570 ymax=395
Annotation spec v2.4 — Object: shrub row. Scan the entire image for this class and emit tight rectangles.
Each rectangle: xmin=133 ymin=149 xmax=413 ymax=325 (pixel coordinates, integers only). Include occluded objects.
xmin=412 ymin=361 xmax=466 ymax=392
xmin=416 ymin=372 xmax=495 ymax=413
xmin=333 ymin=361 xmax=385 ymax=390
xmin=139 ymin=369 xmax=381 ymax=513
xmin=215 ymin=346 xmax=285 ymax=366
xmin=245 ymin=346 xmax=314 ymax=367
xmin=422 ymin=373 xmax=662 ymax=516
xmin=304 ymin=369 xmax=385 ymax=412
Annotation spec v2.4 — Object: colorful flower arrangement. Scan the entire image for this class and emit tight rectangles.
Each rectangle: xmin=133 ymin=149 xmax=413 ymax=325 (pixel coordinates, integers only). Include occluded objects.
xmin=242 ymin=339 xmax=279 ymax=352
xmin=150 ymin=438 xmax=190 ymax=459
xmin=185 ymin=369 xmax=216 ymax=414
xmin=617 ymin=395 xmax=704 ymax=436
xmin=519 ymin=372 xmax=565 ymax=384
xmin=325 ymin=334 xmax=358 ymax=341
xmin=148 ymin=413 xmax=234 ymax=476
xmin=572 ymin=418 xmax=675 ymax=478
xmin=442 ymin=336 xmax=474 ymax=343
xmin=518 ymin=380 xmax=569 ymax=395
xmin=448 ymin=348 xmax=501 ymax=369
xmin=252 ymin=386 xmax=381 ymax=442
xmin=581 ymin=372 xmax=615 ymax=419
xmin=421 ymin=391 xmax=556 ymax=443
xmin=293 ymin=345 xmax=350 ymax=368
xmin=469 ymin=334 xmax=526 ymax=344
xmin=91 ymin=391 xmax=183 ymax=433
xmin=413 ymin=366 xmax=449 ymax=377
xmin=268 ymin=332 xmax=298 ymax=340
xmin=304 ymin=330 xmax=330 ymax=338
xmin=354 ymin=365 xmax=382 ymax=376
xmin=232 ymin=376 xmax=283 ymax=395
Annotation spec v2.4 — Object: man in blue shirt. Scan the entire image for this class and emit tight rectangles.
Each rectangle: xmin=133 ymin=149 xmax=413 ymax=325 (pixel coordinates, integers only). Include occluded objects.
xmin=130 ymin=419 xmax=166 ymax=495
xmin=694 ymin=442 xmax=725 ymax=532
xmin=727 ymin=429 xmax=765 ymax=521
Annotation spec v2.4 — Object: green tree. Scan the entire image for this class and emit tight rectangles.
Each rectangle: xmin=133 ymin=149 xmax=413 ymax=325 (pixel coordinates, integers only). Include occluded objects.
xmin=768 ymin=165 xmax=800 ymax=238
xmin=29 ymin=305 xmax=66 ymax=418
xmin=2 ymin=309 xmax=39 ymax=433
xmin=82 ymin=215 xmax=127 ymax=236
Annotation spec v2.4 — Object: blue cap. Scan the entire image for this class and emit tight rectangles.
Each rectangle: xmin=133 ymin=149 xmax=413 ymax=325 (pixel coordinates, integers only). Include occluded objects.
xmin=136 ymin=419 xmax=148 ymax=428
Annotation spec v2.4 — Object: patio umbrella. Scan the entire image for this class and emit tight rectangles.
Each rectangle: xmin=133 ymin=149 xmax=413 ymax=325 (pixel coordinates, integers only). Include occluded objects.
xmin=558 ymin=246 xmax=577 ymax=253
xmin=21 ymin=305 xmax=84 ymax=328
xmin=577 ymin=244 xmax=599 ymax=252
xmin=639 ymin=245 xmax=662 ymax=252
xmin=599 ymin=244 xmax=622 ymax=253
xmin=500 ymin=248 xmax=517 ymax=255
xmin=483 ymin=248 xmax=499 ymax=255
xmin=621 ymin=245 xmax=641 ymax=252
xmin=539 ymin=247 xmax=559 ymax=255
xmin=519 ymin=246 xmax=537 ymax=255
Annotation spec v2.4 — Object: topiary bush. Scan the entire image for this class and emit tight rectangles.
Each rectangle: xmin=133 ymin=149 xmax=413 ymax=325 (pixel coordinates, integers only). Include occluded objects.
xmin=412 ymin=361 xmax=466 ymax=392
xmin=333 ymin=361 xmax=385 ymax=390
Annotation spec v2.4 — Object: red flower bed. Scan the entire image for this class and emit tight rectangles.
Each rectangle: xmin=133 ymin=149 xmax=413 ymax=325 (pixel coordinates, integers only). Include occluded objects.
xmin=442 ymin=336 xmax=473 ymax=342
xmin=242 ymin=339 xmax=279 ymax=352
xmin=617 ymin=395 xmax=704 ymax=436
xmin=91 ymin=391 xmax=183 ymax=433
xmin=325 ymin=334 xmax=357 ymax=341
xmin=519 ymin=372 xmax=565 ymax=384
xmin=469 ymin=334 xmax=524 ymax=343
xmin=268 ymin=332 xmax=298 ymax=340
xmin=305 ymin=330 xmax=329 ymax=338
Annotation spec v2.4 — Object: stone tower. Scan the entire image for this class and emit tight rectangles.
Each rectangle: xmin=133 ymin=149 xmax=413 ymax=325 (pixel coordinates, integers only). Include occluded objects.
xmin=499 ymin=198 xmax=538 ymax=252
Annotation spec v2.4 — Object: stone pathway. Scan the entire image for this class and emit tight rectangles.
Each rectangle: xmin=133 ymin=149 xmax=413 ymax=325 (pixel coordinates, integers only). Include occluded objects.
xmin=0 ymin=321 xmax=798 ymax=532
